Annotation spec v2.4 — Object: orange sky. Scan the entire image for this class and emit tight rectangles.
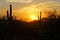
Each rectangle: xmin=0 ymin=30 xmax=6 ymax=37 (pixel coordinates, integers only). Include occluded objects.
xmin=0 ymin=0 xmax=60 ymax=22
xmin=12 ymin=5 xmax=48 ymax=22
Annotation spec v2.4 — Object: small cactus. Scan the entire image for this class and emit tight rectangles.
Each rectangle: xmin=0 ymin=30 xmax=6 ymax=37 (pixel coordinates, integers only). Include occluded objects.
xmin=7 ymin=10 xmax=9 ymax=19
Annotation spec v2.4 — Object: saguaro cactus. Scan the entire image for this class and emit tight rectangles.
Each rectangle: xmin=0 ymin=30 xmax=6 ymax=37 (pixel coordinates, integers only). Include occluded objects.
xmin=40 ymin=11 xmax=42 ymax=21
xmin=10 ymin=4 xmax=12 ymax=19
xmin=7 ymin=10 xmax=9 ymax=19
xmin=38 ymin=14 xmax=40 ymax=20
xmin=38 ymin=11 xmax=42 ymax=21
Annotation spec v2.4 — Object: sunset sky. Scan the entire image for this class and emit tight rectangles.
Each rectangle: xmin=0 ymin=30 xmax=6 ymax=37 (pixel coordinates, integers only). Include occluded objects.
xmin=0 ymin=0 xmax=60 ymax=22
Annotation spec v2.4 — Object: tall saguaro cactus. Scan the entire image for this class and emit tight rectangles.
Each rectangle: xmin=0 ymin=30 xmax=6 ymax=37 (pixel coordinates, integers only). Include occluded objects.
xmin=10 ymin=4 xmax=12 ymax=19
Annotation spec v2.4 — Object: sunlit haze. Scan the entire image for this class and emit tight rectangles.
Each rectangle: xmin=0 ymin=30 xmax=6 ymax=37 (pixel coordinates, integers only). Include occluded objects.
xmin=0 ymin=0 xmax=60 ymax=22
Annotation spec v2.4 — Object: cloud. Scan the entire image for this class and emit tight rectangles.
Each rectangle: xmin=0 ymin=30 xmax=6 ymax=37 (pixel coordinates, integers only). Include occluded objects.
xmin=6 ymin=0 xmax=33 ymax=3
xmin=0 ymin=0 xmax=6 ymax=2
xmin=16 ymin=1 xmax=60 ymax=15
xmin=22 ymin=1 xmax=60 ymax=9
xmin=37 ymin=1 xmax=60 ymax=9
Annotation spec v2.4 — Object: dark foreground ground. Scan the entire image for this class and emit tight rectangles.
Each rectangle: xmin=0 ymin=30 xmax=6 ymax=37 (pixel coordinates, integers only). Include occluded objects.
xmin=0 ymin=18 xmax=60 ymax=40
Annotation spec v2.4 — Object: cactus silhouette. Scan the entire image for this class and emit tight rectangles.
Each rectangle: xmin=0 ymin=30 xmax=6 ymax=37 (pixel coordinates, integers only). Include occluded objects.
xmin=7 ymin=10 xmax=9 ymax=20
xmin=10 ymin=4 xmax=12 ymax=20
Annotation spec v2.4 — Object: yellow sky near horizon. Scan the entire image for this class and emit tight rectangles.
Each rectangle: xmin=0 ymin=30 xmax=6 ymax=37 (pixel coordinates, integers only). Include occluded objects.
xmin=0 ymin=0 xmax=60 ymax=22
xmin=12 ymin=2 xmax=60 ymax=22
xmin=12 ymin=4 xmax=48 ymax=22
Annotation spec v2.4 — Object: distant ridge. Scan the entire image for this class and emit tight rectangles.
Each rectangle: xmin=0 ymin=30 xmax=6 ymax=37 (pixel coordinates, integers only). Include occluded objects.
xmin=28 ymin=20 xmax=38 ymax=24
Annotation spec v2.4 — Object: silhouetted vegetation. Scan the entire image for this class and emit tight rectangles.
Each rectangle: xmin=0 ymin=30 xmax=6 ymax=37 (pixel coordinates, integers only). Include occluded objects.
xmin=0 ymin=5 xmax=60 ymax=40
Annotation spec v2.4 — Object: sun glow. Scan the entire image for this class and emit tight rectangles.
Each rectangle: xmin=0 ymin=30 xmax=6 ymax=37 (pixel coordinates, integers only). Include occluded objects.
xmin=17 ymin=5 xmax=39 ymax=22
xmin=30 ymin=15 xmax=38 ymax=21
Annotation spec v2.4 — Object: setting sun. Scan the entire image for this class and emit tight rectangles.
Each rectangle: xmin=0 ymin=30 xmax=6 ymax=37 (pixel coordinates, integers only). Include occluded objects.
xmin=30 ymin=15 xmax=38 ymax=21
